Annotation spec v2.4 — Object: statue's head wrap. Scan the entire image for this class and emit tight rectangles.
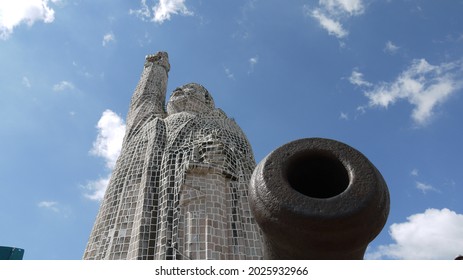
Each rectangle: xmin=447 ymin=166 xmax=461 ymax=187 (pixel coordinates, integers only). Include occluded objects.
xmin=167 ymin=83 xmax=215 ymax=115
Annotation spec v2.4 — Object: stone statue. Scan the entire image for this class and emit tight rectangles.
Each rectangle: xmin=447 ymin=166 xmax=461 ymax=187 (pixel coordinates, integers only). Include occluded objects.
xmin=84 ymin=52 xmax=263 ymax=260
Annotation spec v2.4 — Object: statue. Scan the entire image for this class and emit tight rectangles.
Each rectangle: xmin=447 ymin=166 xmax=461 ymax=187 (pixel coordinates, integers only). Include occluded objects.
xmin=84 ymin=52 xmax=263 ymax=260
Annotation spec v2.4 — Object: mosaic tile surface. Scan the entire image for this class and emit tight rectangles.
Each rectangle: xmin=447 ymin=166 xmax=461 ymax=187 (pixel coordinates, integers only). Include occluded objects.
xmin=83 ymin=52 xmax=263 ymax=260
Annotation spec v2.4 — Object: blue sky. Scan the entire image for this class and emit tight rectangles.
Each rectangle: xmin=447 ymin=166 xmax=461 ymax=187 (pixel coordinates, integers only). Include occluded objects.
xmin=1 ymin=0 xmax=462 ymax=260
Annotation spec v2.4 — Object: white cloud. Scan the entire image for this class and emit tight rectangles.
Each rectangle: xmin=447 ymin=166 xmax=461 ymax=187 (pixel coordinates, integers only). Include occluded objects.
xmin=416 ymin=181 xmax=439 ymax=194
xmin=53 ymin=80 xmax=75 ymax=91
xmin=154 ymin=0 xmax=192 ymax=23
xmin=367 ymin=208 xmax=463 ymax=259
xmin=130 ymin=0 xmax=193 ymax=24
xmin=90 ymin=110 xmax=126 ymax=169
xmin=248 ymin=55 xmax=259 ymax=74
xmin=102 ymin=32 xmax=115 ymax=46
xmin=85 ymin=110 xmax=125 ymax=201
xmin=0 ymin=0 xmax=58 ymax=39
xmin=232 ymin=0 xmax=257 ymax=40
xmin=411 ymin=168 xmax=419 ymax=176
xmin=384 ymin=40 xmax=399 ymax=54
xmin=339 ymin=112 xmax=349 ymax=120
xmin=84 ymin=177 xmax=110 ymax=201
xmin=22 ymin=76 xmax=31 ymax=88
xmin=137 ymin=31 xmax=153 ymax=47
xmin=320 ymin=0 xmax=364 ymax=16
xmin=249 ymin=56 xmax=258 ymax=66
xmin=308 ymin=0 xmax=365 ymax=39
xmin=129 ymin=0 xmax=151 ymax=20
xmin=354 ymin=58 xmax=463 ymax=125
xmin=38 ymin=201 xmax=59 ymax=212
xmin=349 ymin=70 xmax=372 ymax=87
xmin=224 ymin=67 xmax=234 ymax=80
xmin=311 ymin=9 xmax=348 ymax=38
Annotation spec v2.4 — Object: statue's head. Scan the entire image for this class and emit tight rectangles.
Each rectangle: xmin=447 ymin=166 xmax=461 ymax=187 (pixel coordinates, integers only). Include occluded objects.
xmin=167 ymin=83 xmax=215 ymax=115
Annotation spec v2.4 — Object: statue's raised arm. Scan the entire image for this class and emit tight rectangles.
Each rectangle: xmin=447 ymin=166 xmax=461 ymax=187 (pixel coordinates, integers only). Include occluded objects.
xmin=125 ymin=51 xmax=170 ymax=137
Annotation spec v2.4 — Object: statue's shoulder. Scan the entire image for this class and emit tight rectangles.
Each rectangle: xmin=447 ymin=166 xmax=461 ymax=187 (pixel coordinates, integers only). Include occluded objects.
xmin=205 ymin=109 xmax=245 ymax=133
xmin=210 ymin=108 xmax=228 ymax=119
xmin=208 ymin=109 xmax=239 ymax=126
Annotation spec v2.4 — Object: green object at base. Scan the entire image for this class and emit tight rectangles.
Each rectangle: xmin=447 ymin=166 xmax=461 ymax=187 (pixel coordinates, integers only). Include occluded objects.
xmin=0 ymin=246 xmax=25 ymax=260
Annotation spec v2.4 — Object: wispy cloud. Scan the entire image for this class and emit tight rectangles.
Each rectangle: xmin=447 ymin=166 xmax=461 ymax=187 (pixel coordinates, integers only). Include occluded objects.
xmin=22 ymin=76 xmax=31 ymax=88
xmin=307 ymin=0 xmax=365 ymax=39
xmin=317 ymin=0 xmax=365 ymax=16
xmin=102 ymin=32 xmax=115 ymax=46
xmin=349 ymin=70 xmax=372 ymax=87
xmin=339 ymin=112 xmax=349 ymax=120
xmin=0 ymin=0 xmax=58 ymax=39
xmin=310 ymin=9 xmax=348 ymax=38
xmin=416 ymin=181 xmax=439 ymax=194
xmin=137 ymin=31 xmax=153 ymax=47
xmin=38 ymin=201 xmax=60 ymax=212
xmin=83 ymin=177 xmax=110 ymax=201
xmin=410 ymin=169 xmax=439 ymax=194
xmin=248 ymin=55 xmax=259 ymax=74
xmin=384 ymin=40 xmax=400 ymax=54
xmin=224 ymin=67 xmax=235 ymax=80
xmin=53 ymin=80 xmax=75 ymax=91
xmin=232 ymin=0 xmax=258 ymax=40
xmin=130 ymin=0 xmax=193 ymax=24
xmin=249 ymin=56 xmax=258 ymax=66
xmin=366 ymin=208 xmax=463 ymax=259
xmin=129 ymin=0 xmax=151 ymax=20
xmin=85 ymin=110 xmax=126 ymax=201
xmin=72 ymin=61 xmax=92 ymax=78
xmin=352 ymin=58 xmax=463 ymax=126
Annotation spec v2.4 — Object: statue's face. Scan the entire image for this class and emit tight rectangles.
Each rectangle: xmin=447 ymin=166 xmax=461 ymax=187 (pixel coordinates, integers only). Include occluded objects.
xmin=167 ymin=83 xmax=215 ymax=115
